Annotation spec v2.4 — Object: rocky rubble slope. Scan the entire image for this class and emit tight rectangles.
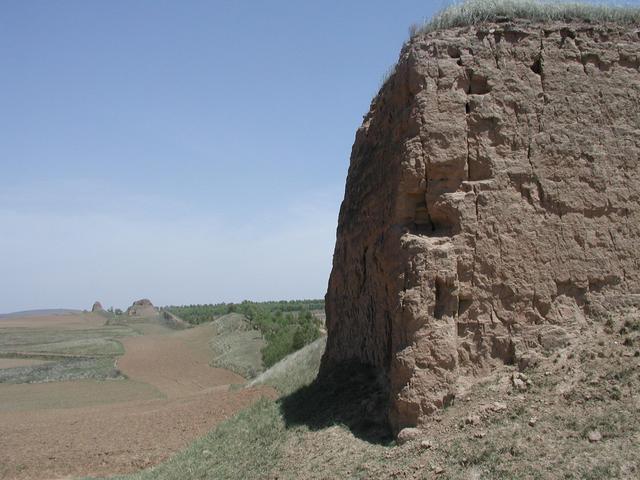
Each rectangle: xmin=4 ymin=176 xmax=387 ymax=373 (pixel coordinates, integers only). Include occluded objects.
xmin=321 ymin=20 xmax=640 ymax=434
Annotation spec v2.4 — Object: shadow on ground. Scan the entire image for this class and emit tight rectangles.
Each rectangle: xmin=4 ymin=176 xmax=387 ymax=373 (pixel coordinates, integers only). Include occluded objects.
xmin=279 ymin=362 xmax=393 ymax=445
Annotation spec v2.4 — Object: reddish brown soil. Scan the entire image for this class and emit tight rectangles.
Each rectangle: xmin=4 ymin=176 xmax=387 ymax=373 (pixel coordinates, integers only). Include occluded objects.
xmin=0 ymin=322 xmax=276 ymax=480
xmin=117 ymin=323 xmax=245 ymax=398
xmin=0 ymin=386 xmax=275 ymax=480
xmin=0 ymin=379 xmax=162 ymax=413
xmin=0 ymin=312 xmax=106 ymax=329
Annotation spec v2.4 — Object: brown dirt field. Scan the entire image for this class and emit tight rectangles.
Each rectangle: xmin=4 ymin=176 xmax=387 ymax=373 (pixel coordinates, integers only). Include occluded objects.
xmin=0 ymin=386 xmax=275 ymax=480
xmin=117 ymin=322 xmax=246 ymax=398
xmin=0 ymin=358 xmax=52 ymax=369
xmin=0 ymin=323 xmax=277 ymax=480
xmin=0 ymin=379 xmax=163 ymax=413
xmin=0 ymin=312 xmax=106 ymax=329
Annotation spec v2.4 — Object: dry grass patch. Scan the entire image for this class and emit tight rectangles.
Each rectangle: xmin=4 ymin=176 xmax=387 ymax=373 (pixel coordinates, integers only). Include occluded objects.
xmin=248 ymin=336 xmax=326 ymax=395
xmin=417 ymin=0 xmax=640 ymax=36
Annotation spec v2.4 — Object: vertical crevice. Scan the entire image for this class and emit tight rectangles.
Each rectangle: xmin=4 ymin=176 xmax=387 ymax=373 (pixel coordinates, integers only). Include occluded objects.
xmin=434 ymin=276 xmax=457 ymax=320
xmin=472 ymin=185 xmax=480 ymax=289
xmin=434 ymin=279 xmax=444 ymax=319
xmin=466 ymin=115 xmax=472 ymax=181
xmin=537 ymin=33 xmax=547 ymax=134
xmin=360 ymin=247 xmax=369 ymax=293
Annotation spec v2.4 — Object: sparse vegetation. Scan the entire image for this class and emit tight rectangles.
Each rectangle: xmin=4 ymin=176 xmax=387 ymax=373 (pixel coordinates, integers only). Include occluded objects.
xmin=417 ymin=0 xmax=640 ymax=36
xmin=249 ymin=336 xmax=327 ymax=395
xmin=98 ymin=397 xmax=287 ymax=480
xmin=0 ymin=356 xmax=123 ymax=384
xmin=0 ymin=326 xmax=135 ymax=355
xmin=0 ymin=325 xmax=137 ymax=384
xmin=209 ymin=313 xmax=266 ymax=378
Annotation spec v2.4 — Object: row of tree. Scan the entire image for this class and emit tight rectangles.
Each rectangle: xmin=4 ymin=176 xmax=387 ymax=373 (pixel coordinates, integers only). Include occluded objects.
xmin=164 ymin=299 xmax=324 ymax=325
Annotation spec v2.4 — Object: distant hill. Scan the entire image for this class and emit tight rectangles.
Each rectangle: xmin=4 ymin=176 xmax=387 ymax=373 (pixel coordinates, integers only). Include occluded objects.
xmin=0 ymin=309 xmax=82 ymax=319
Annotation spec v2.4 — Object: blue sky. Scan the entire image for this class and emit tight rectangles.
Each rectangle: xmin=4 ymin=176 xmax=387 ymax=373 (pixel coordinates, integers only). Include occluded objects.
xmin=0 ymin=0 xmax=636 ymax=312
xmin=0 ymin=0 xmax=447 ymax=312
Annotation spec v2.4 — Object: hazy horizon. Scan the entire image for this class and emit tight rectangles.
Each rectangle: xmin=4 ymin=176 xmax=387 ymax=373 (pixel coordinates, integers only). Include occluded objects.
xmin=0 ymin=0 xmax=434 ymax=313
xmin=1 ymin=0 xmax=633 ymax=313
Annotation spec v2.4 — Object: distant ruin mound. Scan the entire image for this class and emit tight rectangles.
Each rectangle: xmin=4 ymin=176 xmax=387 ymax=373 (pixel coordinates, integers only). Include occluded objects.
xmin=91 ymin=301 xmax=104 ymax=313
xmin=321 ymin=13 xmax=640 ymax=435
xmin=103 ymin=299 xmax=191 ymax=331
xmin=126 ymin=299 xmax=157 ymax=317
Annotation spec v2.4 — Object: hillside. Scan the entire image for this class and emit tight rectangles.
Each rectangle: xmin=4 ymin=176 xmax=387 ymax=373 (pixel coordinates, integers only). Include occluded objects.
xmin=167 ymin=300 xmax=324 ymax=373
xmin=208 ymin=313 xmax=266 ymax=378
xmin=101 ymin=310 xmax=638 ymax=479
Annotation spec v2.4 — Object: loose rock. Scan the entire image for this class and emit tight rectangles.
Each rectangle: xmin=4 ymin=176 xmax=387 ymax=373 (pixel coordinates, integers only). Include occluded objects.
xmin=491 ymin=402 xmax=507 ymax=413
xmin=588 ymin=430 xmax=602 ymax=442
xmin=419 ymin=440 xmax=432 ymax=450
xmin=465 ymin=415 xmax=481 ymax=426
xmin=397 ymin=428 xmax=422 ymax=445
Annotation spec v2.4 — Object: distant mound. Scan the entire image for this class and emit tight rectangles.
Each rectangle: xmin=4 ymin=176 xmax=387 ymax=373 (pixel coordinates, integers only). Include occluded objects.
xmin=105 ymin=299 xmax=190 ymax=332
xmin=126 ymin=299 xmax=157 ymax=317
xmin=91 ymin=301 xmax=104 ymax=313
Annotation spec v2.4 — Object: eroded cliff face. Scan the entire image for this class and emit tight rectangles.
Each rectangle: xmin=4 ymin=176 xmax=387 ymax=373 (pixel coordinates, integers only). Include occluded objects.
xmin=321 ymin=21 xmax=640 ymax=433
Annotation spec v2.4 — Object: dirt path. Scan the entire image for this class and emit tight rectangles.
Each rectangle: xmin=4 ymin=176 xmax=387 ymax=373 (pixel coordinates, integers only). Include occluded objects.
xmin=0 ymin=323 xmax=276 ymax=480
